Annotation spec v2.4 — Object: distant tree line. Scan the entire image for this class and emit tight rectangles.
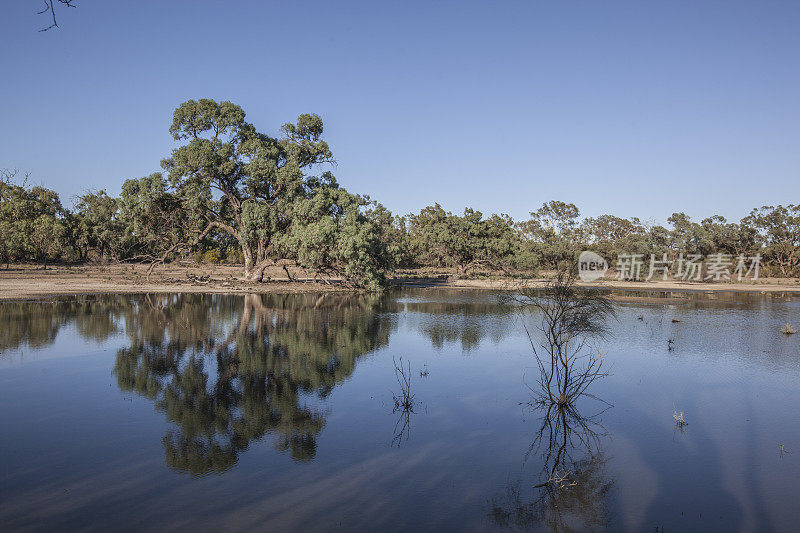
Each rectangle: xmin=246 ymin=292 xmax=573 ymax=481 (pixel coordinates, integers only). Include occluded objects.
xmin=2 ymin=100 xmax=800 ymax=287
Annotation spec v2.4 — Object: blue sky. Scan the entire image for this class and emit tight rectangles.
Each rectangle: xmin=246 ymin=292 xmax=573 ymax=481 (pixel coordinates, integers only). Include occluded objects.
xmin=1 ymin=1 xmax=798 ymax=225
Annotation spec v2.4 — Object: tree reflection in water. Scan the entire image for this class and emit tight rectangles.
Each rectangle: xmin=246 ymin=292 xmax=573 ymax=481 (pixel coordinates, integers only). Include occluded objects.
xmin=109 ymin=292 xmax=393 ymax=475
xmin=490 ymin=402 xmax=613 ymax=530
xmin=0 ymin=293 xmax=393 ymax=475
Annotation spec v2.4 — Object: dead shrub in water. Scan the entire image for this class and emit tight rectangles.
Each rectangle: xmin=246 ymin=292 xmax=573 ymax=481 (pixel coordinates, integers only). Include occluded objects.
xmin=782 ymin=323 xmax=796 ymax=335
xmin=392 ymin=356 xmax=415 ymax=412
xmin=493 ymin=268 xmax=616 ymax=525
xmin=391 ymin=356 xmax=415 ymax=446
xmin=510 ymin=269 xmax=615 ymax=408
xmin=673 ymin=408 xmax=688 ymax=432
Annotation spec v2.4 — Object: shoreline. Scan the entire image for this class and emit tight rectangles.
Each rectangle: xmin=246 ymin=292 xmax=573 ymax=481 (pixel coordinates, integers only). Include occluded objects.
xmin=1 ymin=264 xmax=799 ymax=301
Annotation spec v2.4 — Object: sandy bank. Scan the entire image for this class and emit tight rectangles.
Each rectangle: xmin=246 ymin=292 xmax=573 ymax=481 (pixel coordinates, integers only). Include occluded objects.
xmin=1 ymin=264 xmax=799 ymax=301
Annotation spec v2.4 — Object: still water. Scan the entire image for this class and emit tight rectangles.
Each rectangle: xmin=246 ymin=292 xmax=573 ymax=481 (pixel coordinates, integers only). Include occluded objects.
xmin=1 ymin=289 xmax=799 ymax=531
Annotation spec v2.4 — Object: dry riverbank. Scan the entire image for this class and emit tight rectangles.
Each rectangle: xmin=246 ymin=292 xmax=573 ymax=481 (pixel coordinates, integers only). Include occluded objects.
xmin=1 ymin=263 xmax=799 ymax=301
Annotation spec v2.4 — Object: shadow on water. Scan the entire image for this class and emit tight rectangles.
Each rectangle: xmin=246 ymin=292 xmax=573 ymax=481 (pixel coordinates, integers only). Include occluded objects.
xmin=602 ymin=303 xmax=785 ymax=530
xmin=613 ymin=386 xmax=748 ymax=531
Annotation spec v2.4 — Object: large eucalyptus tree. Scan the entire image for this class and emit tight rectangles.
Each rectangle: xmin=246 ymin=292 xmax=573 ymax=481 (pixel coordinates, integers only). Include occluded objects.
xmin=161 ymin=99 xmax=334 ymax=281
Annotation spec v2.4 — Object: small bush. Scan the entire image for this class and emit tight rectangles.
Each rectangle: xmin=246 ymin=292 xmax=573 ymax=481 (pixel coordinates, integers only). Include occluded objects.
xmin=203 ymin=249 xmax=221 ymax=264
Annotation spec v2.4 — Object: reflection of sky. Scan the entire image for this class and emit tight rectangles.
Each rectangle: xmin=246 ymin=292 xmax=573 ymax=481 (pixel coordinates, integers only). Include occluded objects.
xmin=1 ymin=292 xmax=800 ymax=530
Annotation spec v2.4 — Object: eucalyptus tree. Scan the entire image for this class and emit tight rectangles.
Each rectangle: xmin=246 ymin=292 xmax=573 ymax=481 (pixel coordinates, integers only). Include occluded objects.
xmin=666 ymin=212 xmax=713 ymax=256
xmin=117 ymin=172 xmax=205 ymax=273
xmin=406 ymin=204 xmax=519 ymax=273
xmin=367 ymin=203 xmax=412 ymax=268
xmin=0 ymin=176 xmax=68 ymax=268
xmin=517 ymin=201 xmax=582 ymax=270
xmin=700 ymin=215 xmax=757 ymax=256
xmin=161 ymin=99 xmax=334 ymax=281
xmin=743 ymin=205 xmax=800 ymax=276
xmin=407 ymin=203 xmax=455 ymax=267
xmin=582 ymin=215 xmax=642 ymax=253
xmin=277 ymin=175 xmax=398 ymax=290
xmin=30 ymin=214 xmax=66 ymax=269
xmin=28 ymin=186 xmax=69 ymax=268
xmin=0 ymin=178 xmax=27 ymax=267
xmin=72 ymin=189 xmax=125 ymax=260
xmin=478 ymin=213 xmax=520 ymax=270
xmin=581 ymin=215 xmax=664 ymax=259
xmin=449 ymin=209 xmax=520 ymax=272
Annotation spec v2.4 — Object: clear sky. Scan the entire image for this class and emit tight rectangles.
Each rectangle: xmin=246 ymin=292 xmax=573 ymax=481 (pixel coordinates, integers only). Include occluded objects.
xmin=2 ymin=0 xmax=798 ymax=225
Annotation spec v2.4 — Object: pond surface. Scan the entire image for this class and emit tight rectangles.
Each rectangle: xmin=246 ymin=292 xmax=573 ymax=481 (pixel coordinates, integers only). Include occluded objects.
xmin=1 ymin=289 xmax=799 ymax=531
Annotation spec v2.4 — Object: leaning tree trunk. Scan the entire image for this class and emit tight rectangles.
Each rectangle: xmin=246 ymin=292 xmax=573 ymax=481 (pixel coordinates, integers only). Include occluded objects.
xmin=243 ymin=263 xmax=268 ymax=282
xmin=241 ymin=247 xmax=270 ymax=282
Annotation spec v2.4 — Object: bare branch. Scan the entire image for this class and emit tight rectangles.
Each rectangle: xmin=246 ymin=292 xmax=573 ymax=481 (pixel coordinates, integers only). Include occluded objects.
xmin=38 ymin=0 xmax=77 ymax=32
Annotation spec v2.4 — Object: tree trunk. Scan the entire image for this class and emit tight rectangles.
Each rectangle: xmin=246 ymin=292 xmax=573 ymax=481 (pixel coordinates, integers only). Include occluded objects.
xmin=240 ymin=238 xmax=263 ymax=281
xmin=243 ymin=265 xmax=266 ymax=282
xmin=282 ymin=264 xmax=296 ymax=282
xmin=240 ymin=236 xmax=275 ymax=282
xmin=242 ymin=256 xmax=270 ymax=282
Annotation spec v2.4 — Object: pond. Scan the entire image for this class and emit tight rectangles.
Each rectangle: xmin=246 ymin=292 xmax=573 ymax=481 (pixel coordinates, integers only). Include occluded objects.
xmin=1 ymin=289 xmax=799 ymax=531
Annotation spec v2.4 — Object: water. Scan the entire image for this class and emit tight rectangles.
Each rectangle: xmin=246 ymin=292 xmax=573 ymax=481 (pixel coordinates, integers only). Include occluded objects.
xmin=1 ymin=289 xmax=799 ymax=531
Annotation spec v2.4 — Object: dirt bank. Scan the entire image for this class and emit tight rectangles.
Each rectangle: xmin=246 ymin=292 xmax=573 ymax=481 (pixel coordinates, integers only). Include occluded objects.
xmin=1 ymin=264 xmax=799 ymax=301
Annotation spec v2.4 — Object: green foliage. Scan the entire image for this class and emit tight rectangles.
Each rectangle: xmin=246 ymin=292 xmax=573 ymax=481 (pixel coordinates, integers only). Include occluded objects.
xmin=202 ymin=249 xmax=222 ymax=264
xmin=581 ymin=215 xmax=665 ymax=259
xmin=667 ymin=212 xmax=713 ymax=255
xmin=30 ymin=214 xmax=67 ymax=268
xmin=517 ymin=201 xmax=582 ymax=270
xmin=117 ymin=172 xmax=206 ymax=262
xmin=72 ymin=190 xmax=126 ymax=260
xmin=407 ymin=203 xmax=454 ymax=267
xmin=276 ymin=176 xmax=395 ymax=290
xmin=743 ymin=205 xmax=800 ymax=276
xmin=407 ymin=204 xmax=520 ymax=272
xmin=0 ymin=174 xmax=69 ymax=268
xmin=162 ymin=99 xmax=335 ymax=281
